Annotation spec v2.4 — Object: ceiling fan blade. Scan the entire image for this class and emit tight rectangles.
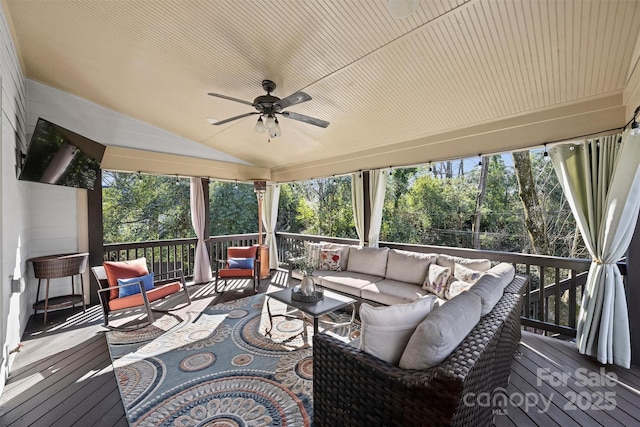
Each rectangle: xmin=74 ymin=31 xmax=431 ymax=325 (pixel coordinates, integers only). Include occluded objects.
xmin=210 ymin=112 xmax=258 ymax=125
xmin=280 ymin=111 xmax=330 ymax=128
xmin=208 ymin=93 xmax=254 ymax=106
xmin=274 ymin=92 xmax=312 ymax=111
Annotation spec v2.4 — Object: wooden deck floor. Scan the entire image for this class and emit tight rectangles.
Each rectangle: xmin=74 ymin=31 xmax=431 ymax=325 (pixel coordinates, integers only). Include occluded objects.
xmin=1 ymin=269 xmax=639 ymax=426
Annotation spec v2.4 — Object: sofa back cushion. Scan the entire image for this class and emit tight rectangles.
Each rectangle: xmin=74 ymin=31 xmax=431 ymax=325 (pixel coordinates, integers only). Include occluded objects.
xmin=399 ymin=291 xmax=482 ymax=369
xmin=347 ymin=247 xmax=389 ymax=276
xmin=436 ymin=254 xmax=491 ymax=273
xmin=385 ymin=249 xmax=437 ymax=285
xmin=468 ymin=262 xmax=516 ymax=316
xmin=359 ymin=295 xmax=439 ymax=364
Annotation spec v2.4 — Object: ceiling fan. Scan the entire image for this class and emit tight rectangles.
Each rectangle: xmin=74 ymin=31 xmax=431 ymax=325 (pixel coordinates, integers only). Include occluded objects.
xmin=208 ymin=80 xmax=329 ymax=139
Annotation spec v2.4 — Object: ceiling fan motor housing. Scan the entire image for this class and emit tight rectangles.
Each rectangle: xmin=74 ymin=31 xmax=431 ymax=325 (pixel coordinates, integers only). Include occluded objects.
xmin=253 ymin=94 xmax=280 ymax=113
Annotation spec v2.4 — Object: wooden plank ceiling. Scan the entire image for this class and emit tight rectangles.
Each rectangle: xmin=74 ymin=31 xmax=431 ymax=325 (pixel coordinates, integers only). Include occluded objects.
xmin=4 ymin=0 xmax=640 ymax=181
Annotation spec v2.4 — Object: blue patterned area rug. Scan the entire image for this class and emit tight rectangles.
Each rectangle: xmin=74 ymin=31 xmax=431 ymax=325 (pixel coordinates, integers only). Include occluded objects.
xmin=106 ymin=291 xmax=357 ymax=426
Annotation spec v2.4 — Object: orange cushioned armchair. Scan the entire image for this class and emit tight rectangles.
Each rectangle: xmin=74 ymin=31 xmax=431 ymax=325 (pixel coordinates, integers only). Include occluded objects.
xmin=215 ymin=246 xmax=259 ymax=293
xmin=91 ymin=257 xmax=191 ymax=330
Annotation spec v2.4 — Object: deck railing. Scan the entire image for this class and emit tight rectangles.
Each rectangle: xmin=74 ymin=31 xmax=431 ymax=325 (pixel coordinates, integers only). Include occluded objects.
xmin=103 ymin=233 xmax=260 ymax=278
xmin=105 ymin=232 xmax=625 ymax=338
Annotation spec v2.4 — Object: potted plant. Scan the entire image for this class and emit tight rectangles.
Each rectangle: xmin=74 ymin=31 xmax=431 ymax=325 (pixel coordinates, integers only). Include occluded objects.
xmin=292 ymin=253 xmax=318 ymax=297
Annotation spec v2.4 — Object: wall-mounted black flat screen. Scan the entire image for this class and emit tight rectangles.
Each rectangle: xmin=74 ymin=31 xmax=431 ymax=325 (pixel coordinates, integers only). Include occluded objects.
xmin=19 ymin=118 xmax=106 ymax=190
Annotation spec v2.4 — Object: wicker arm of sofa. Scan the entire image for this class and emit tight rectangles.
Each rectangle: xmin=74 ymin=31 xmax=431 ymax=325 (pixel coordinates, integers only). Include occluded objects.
xmin=313 ymin=274 xmax=527 ymax=427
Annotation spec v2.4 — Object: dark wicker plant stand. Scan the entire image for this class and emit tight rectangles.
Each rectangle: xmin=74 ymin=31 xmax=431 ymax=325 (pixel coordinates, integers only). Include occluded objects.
xmin=29 ymin=253 xmax=89 ymax=324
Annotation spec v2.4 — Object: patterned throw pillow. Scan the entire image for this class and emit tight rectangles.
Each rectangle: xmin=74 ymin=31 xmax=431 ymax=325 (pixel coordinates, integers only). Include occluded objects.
xmin=422 ymin=264 xmax=451 ymax=298
xmin=445 ymin=280 xmax=474 ymax=300
xmin=454 ymin=263 xmax=483 ymax=284
xmin=318 ymin=248 xmax=342 ymax=271
xmin=443 ymin=264 xmax=484 ymax=300
xmin=304 ymin=241 xmax=328 ymax=268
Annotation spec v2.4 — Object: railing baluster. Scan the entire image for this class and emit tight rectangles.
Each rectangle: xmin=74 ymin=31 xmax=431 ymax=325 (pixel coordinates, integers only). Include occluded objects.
xmin=525 ymin=264 xmax=531 ymax=319
xmin=539 ymin=266 xmax=546 ymax=327
xmin=555 ymin=267 xmax=561 ymax=326
xmin=569 ymin=269 xmax=577 ymax=329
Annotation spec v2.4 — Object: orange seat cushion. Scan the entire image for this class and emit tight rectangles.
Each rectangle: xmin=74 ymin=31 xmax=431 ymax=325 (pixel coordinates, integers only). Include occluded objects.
xmin=103 ymin=258 xmax=150 ymax=300
xmin=219 ymin=268 xmax=255 ymax=278
xmin=108 ymin=281 xmax=181 ymax=311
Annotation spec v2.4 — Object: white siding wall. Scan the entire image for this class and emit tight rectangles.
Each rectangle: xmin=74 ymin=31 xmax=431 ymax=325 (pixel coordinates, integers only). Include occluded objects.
xmin=0 ymin=5 xmax=29 ymax=394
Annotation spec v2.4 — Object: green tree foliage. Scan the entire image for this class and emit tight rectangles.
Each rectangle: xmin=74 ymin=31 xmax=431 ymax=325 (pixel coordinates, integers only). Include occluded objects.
xmin=277 ymin=183 xmax=305 ymax=233
xmin=209 ymin=182 xmax=257 ymax=235
xmin=479 ymin=156 xmax=523 ymax=251
xmin=278 ymin=177 xmax=356 ymax=238
xmin=380 ymin=154 xmax=578 ymax=257
xmin=102 ymin=151 xmax=582 ymax=259
xmin=103 ymin=172 xmax=192 ymax=244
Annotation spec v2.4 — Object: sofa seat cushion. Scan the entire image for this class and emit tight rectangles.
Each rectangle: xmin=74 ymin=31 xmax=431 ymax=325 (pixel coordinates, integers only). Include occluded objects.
xmin=320 ymin=271 xmax=384 ymax=297
xmin=218 ymin=268 xmax=255 ymax=278
xmin=361 ymin=279 xmax=441 ymax=306
xmin=399 ymin=291 xmax=482 ymax=369
xmin=385 ymin=249 xmax=438 ymax=285
xmin=290 ymin=268 xmax=339 ymax=282
xmin=108 ymin=281 xmax=181 ymax=311
xmin=359 ymin=295 xmax=439 ymax=364
xmin=347 ymin=247 xmax=389 ymax=277
xmin=469 ymin=262 xmax=516 ymax=316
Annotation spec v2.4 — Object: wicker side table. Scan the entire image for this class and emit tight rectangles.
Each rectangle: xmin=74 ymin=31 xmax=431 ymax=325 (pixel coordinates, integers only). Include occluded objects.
xmin=28 ymin=253 xmax=89 ymax=324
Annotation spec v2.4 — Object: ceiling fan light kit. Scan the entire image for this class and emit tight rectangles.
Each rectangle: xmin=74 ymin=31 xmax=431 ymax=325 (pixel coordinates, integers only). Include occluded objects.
xmin=208 ymin=79 xmax=329 ymax=140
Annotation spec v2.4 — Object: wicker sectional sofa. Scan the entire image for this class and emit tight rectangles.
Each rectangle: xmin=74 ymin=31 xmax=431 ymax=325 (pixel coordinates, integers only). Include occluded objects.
xmin=290 ymin=242 xmax=527 ymax=425
xmin=313 ymin=274 xmax=527 ymax=426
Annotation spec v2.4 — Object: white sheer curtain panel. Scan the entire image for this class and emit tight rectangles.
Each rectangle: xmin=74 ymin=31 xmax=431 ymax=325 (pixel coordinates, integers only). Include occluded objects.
xmin=550 ymin=131 xmax=640 ymax=368
xmin=351 ymin=172 xmax=365 ymax=246
xmin=368 ymin=169 xmax=387 ymax=247
xmin=190 ymin=177 xmax=212 ymax=284
xmin=262 ymin=184 xmax=281 ymax=269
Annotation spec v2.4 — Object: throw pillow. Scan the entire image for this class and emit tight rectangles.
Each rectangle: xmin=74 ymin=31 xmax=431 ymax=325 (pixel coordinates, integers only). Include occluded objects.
xmin=318 ymin=248 xmax=342 ymax=271
xmin=422 ymin=264 xmax=451 ymax=298
xmin=359 ymin=295 xmax=439 ymax=365
xmin=228 ymin=257 xmax=254 ymax=269
xmin=399 ymin=291 xmax=482 ymax=369
xmin=117 ymin=273 xmax=154 ymax=298
xmin=442 ymin=263 xmax=485 ymax=300
xmin=444 ymin=279 xmax=474 ymax=300
xmin=454 ymin=263 xmax=484 ymax=284
xmin=103 ymin=258 xmax=150 ymax=300
xmin=304 ymin=241 xmax=329 ymax=268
